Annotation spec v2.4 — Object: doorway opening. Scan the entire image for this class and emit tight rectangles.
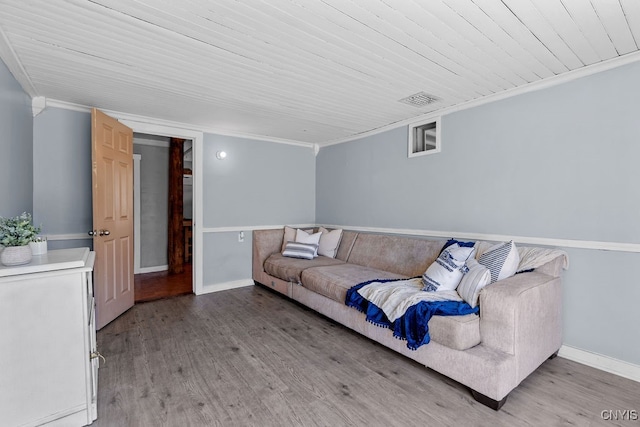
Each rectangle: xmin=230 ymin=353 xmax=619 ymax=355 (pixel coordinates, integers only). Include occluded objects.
xmin=132 ymin=133 xmax=194 ymax=303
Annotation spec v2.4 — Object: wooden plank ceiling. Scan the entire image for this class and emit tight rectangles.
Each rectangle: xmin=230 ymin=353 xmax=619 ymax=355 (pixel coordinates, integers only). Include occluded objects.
xmin=0 ymin=0 xmax=638 ymax=145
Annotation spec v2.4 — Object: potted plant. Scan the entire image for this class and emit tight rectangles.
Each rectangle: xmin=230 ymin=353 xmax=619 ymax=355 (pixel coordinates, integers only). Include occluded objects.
xmin=0 ymin=212 xmax=41 ymax=266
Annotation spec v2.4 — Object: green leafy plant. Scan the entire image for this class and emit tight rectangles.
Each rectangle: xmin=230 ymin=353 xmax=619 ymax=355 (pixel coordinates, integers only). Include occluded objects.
xmin=0 ymin=212 xmax=41 ymax=247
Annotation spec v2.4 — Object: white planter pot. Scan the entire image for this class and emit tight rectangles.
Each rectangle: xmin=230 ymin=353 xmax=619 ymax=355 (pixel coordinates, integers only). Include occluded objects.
xmin=29 ymin=240 xmax=48 ymax=256
xmin=1 ymin=245 xmax=33 ymax=266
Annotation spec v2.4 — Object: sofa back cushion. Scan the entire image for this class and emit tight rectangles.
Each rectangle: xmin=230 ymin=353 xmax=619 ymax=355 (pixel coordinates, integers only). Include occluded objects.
xmin=335 ymin=231 xmax=359 ymax=262
xmin=347 ymin=233 xmax=443 ymax=277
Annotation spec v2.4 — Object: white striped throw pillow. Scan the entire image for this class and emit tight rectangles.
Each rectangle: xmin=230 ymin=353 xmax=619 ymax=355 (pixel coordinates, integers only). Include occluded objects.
xmin=295 ymin=229 xmax=322 ymax=257
xmin=282 ymin=242 xmax=319 ymax=260
xmin=281 ymin=226 xmax=315 ymax=252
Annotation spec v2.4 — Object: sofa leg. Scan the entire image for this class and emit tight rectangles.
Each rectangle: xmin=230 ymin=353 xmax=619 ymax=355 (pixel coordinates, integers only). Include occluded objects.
xmin=549 ymin=350 xmax=560 ymax=360
xmin=471 ymin=390 xmax=508 ymax=411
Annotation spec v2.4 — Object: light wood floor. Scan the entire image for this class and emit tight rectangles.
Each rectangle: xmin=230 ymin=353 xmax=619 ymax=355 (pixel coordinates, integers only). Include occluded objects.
xmin=95 ymin=285 xmax=640 ymax=426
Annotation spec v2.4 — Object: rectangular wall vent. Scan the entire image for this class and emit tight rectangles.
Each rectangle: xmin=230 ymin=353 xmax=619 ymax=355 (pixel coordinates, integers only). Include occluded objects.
xmin=398 ymin=92 xmax=440 ymax=107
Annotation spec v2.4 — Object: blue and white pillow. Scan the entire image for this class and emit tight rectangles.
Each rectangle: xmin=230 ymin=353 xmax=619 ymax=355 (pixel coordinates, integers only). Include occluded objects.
xmin=422 ymin=243 xmax=476 ymax=292
xmin=477 ymin=240 xmax=520 ymax=283
xmin=456 ymin=258 xmax=491 ymax=308
xmin=440 ymin=238 xmax=475 ymax=254
xmin=282 ymin=242 xmax=319 ymax=260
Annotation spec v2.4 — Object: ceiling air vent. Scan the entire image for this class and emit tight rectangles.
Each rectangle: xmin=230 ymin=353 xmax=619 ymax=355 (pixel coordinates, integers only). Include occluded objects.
xmin=398 ymin=92 xmax=440 ymax=107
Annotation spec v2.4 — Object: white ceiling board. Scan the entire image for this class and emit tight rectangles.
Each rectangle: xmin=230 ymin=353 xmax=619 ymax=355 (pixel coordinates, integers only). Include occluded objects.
xmin=444 ymin=0 xmax=555 ymax=79
xmin=471 ymin=0 xmax=571 ymax=74
xmin=420 ymin=0 xmax=538 ymax=83
xmin=314 ymin=0 xmax=506 ymax=93
xmin=501 ymin=0 xmax=584 ymax=69
xmin=621 ymin=0 xmax=640 ymax=45
xmin=528 ymin=0 xmax=601 ymax=65
xmin=0 ymin=0 xmax=638 ymax=144
xmin=557 ymin=0 xmax=619 ymax=61
xmin=591 ymin=0 xmax=638 ymax=54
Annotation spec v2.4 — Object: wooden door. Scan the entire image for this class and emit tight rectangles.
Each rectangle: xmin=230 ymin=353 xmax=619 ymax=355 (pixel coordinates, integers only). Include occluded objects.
xmin=91 ymin=108 xmax=134 ymax=330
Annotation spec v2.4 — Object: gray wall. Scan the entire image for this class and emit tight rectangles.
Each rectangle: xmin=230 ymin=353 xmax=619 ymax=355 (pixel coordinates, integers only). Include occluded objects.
xmin=201 ymin=134 xmax=315 ymax=287
xmin=203 ymin=231 xmax=252 ymax=285
xmin=202 ymin=135 xmax=316 ymax=227
xmin=30 ymin=113 xmax=316 ymax=287
xmin=133 ymin=141 xmax=169 ymax=268
xmin=316 ymin=60 xmax=640 ymax=366
xmin=33 ymin=108 xmax=92 ymax=238
xmin=0 ymin=59 xmax=33 ymax=217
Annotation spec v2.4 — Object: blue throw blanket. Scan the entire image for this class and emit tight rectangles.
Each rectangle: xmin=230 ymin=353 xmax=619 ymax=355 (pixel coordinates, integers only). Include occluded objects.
xmin=345 ymin=278 xmax=479 ymax=350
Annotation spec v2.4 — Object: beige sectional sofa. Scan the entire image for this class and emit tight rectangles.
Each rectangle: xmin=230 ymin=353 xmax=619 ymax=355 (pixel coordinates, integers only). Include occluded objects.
xmin=252 ymin=228 xmax=567 ymax=410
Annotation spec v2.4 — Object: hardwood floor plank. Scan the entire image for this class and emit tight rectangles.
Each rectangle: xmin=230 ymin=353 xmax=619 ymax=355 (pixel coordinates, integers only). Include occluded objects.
xmin=94 ymin=286 xmax=640 ymax=426
xmin=134 ymin=266 xmax=193 ymax=303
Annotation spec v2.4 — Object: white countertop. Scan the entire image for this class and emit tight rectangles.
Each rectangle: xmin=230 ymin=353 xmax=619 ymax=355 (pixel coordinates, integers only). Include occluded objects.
xmin=0 ymin=247 xmax=91 ymax=278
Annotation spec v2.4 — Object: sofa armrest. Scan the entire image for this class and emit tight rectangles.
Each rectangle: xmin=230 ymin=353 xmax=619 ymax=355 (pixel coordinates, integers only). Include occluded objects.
xmin=533 ymin=256 xmax=566 ymax=278
xmin=252 ymin=229 xmax=284 ymax=279
xmin=479 ymin=271 xmax=562 ymax=381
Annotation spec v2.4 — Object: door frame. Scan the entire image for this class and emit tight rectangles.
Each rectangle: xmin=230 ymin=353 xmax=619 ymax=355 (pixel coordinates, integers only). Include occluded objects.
xmin=133 ymin=153 xmax=142 ymax=274
xmin=119 ymin=120 xmax=204 ymax=295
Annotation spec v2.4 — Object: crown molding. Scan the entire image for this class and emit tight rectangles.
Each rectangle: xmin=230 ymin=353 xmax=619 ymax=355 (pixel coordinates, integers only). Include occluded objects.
xmin=31 ymin=96 xmax=46 ymax=117
xmin=43 ymin=99 xmax=315 ymax=149
xmin=319 ymin=50 xmax=640 ymax=148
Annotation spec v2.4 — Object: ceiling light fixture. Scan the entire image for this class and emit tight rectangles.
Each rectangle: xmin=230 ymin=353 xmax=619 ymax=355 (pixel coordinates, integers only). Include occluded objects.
xmin=216 ymin=151 xmax=227 ymax=160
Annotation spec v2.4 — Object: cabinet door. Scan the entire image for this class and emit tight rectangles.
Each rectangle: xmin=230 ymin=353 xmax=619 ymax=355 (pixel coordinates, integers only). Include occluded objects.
xmin=0 ymin=273 xmax=86 ymax=426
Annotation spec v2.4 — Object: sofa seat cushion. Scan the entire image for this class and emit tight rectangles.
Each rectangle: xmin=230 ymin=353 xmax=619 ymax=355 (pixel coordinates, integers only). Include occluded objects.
xmin=302 ymin=263 xmax=481 ymax=351
xmin=264 ymin=253 xmax=345 ymax=283
xmin=300 ymin=264 xmax=407 ymax=305
xmin=428 ymin=314 xmax=481 ymax=351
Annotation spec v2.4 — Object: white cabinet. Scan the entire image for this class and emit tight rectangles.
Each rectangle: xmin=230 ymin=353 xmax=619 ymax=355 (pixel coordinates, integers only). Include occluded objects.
xmin=0 ymin=248 xmax=98 ymax=427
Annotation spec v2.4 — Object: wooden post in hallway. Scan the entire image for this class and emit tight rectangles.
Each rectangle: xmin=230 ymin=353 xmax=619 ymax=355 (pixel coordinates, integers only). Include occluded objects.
xmin=168 ymin=137 xmax=185 ymax=274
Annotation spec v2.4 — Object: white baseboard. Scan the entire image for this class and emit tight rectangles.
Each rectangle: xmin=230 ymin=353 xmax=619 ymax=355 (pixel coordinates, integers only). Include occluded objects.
xmin=136 ymin=265 xmax=168 ymax=274
xmin=198 ymin=279 xmax=254 ymax=295
xmin=559 ymin=345 xmax=640 ymax=383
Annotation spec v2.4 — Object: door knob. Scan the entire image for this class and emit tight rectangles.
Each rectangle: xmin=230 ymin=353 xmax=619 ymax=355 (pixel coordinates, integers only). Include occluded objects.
xmin=99 ymin=229 xmax=111 ymax=236
xmin=88 ymin=230 xmax=97 ymax=236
